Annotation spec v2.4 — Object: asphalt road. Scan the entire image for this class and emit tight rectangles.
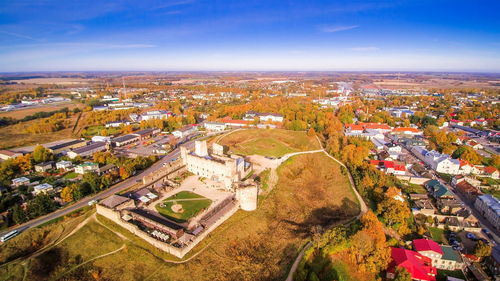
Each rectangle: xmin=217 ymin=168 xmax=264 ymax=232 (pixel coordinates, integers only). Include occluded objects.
xmin=0 ymin=140 xmax=195 ymax=237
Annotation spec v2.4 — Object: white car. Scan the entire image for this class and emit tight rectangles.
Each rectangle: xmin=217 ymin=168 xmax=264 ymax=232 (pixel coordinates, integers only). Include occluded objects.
xmin=88 ymin=199 xmax=98 ymax=206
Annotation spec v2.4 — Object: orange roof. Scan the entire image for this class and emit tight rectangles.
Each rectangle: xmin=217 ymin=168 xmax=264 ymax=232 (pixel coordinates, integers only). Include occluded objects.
xmin=345 ymin=124 xmax=364 ymax=131
xmin=220 ymin=117 xmax=251 ymax=125
xmin=459 ymin=160 xmax=473 ymax=167
xmin=393 ymin=127 xmax=420 ymax=133
xmin=484 ymin=166 xmax=498 ymax=174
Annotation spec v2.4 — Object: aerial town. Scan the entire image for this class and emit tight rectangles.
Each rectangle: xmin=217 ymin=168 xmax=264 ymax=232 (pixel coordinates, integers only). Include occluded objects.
xmin=1 ymin=1 xmax=500 ymax=281
xmin=0 ymin=72 xmax=498 ymax=281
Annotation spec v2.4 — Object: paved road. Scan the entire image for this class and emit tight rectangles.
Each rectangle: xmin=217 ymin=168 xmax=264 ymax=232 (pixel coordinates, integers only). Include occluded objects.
xmin=0 ymin=140 xmax=195 ymax=237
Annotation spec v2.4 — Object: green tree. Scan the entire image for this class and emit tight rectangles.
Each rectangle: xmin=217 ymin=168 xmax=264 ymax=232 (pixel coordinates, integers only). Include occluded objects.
xmin=12 ymin=204 xmax=28 ymax=224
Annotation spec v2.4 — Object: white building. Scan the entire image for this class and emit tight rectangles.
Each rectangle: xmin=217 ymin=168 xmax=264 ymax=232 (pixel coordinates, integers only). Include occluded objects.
xmin=92 ymin=136 xmax=111 ymax=143
xmin=12 ymin=177 xmax=30 ymax=187
xmin=56 ymin=160 xmax=73 ymax=171
xmin=204 ymin=122 xmax=227 ymax=132
xmin=172 ymin=125 xmax=198 ymax=138
xmin=412 ymin=147 xmax=460 ymax=175
xmin=136 ymin=110 xmax=172 ymax=121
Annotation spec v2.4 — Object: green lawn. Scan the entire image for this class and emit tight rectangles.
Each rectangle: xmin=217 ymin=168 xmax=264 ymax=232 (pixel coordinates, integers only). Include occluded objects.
xmin=155 ymin=191 xmax=212 ymax=223
xmin=63 ymin=171 xmax=78 ymax=179
xmin=429 ymin=227 xmax=445 ymax=244
xmin=217 ymin=129 xmax=320 ymax=157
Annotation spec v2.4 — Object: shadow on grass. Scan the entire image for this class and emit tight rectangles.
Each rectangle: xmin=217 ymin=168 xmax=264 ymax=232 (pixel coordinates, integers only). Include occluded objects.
xmin=282 ymin=198 xmax=359 ymax=239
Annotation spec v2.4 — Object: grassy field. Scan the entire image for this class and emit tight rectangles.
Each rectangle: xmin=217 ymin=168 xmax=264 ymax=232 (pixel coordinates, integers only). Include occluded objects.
xmin=0 ymin=121 xmax=77 ymax=150
xmin=0 ymin=102 xmax=82 ymax=119
xmin=429 ymin=227 xmax=445 ymax=244
xmin=0 ymin=153 xmax=358 ymax=281
xmin=155 ymin=191 xmax=212 ymax=223
xmin=436 ymin=269 xmax=466 ymax=281
xmin=217 ymin=129 xmax=320 ymax=157
xmin=81 ymin=125 xmax=123 ymax=138
xmin=63 ymin=172 xmax=78 ymax=179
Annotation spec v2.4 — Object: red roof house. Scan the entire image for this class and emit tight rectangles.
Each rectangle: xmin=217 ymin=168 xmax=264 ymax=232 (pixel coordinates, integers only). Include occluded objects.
xmin=413 ymin=239 xmax=443 ymax=256
xmin=388 ymin=248 xmax=437 ymax=281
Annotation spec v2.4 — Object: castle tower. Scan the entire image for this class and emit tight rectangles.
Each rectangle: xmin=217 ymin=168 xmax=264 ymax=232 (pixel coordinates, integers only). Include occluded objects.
xmin=236 ymin=185 xmax=258 ymax=211
xmin=180 ymin=146 xmax=188 ymax=165
xmin=195 ymin=140 xmax=208 ymax=157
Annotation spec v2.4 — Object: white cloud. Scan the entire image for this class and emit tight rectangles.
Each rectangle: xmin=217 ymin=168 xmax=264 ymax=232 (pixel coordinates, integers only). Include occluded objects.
xmin=0 ymin=30 xmax=37 ymax=41
xmin=348 ymin=46 xmax=379 ymax=51
xmin=319 ymin=25 xmax=358 ymax=33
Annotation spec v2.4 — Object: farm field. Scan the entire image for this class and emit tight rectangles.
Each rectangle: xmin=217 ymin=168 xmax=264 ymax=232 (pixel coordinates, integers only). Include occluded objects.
xmin=0 ymin=153 xmax=359 ymax=281
xmin=217 ymin=129 xmax=320 ymax=157
xmin=0 ymin=102 xmax=82 ymax=119
xmin=155 ymin=191 xmax=212 ymax=223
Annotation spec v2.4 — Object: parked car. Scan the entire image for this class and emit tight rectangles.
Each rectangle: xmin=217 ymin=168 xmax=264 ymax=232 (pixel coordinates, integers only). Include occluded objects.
xmin=466 ymin=233 xmax=478 ymax=241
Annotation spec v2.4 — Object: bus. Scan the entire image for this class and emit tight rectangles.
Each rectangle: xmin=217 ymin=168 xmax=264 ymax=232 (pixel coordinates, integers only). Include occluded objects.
xmin=1 ymin=230 xmax=19 ymax=242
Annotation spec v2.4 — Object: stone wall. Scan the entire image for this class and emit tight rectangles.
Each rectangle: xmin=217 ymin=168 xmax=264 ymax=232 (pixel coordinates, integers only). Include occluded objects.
xmin=96 ymin=201 xmax=240 ymax=259
xmin=142 ymin=159 xmax=184 ymax=185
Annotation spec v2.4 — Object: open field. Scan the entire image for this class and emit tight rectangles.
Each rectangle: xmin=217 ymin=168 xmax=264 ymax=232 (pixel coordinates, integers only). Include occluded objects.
xmin=0 ymin=102 xmax=82 ymax=119
xmin=10 ymin=78 xmax=94 ymax=85
xmin=155 ymin=191 xmax=212 ymax=223
xmin=217 ymin=129 xmax=320 ymax=157
xmin=81 ymin=125 xmax=123 ymax=138
xmin=0 ymin=152 xmax=358 ymax=281
xmin=429 ymin=227 xmax=446 ymax=244
xmin=0 ymin=116 xmax=80 ymax=150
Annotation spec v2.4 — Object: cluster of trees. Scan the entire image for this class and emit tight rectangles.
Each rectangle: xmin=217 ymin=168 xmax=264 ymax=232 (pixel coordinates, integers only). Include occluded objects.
xmin=11 ymin=194 xmax=57 ymax=224
xmin=295 ymin=212 xmax=391 ymax=281
xmin=24 ymin=112 xmax=71 ymax=134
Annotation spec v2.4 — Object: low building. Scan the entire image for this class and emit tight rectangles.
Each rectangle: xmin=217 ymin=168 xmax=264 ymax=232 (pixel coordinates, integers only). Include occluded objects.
xmin=369 ymin=160 xmax=406 ymax=175
xmin=12 ymin=177 xmax=30 ymax=187
xmin=33 ymin=183 xmax=54 ymax=195
xmin=483 ymin=166 xmax=499 ymax=179
xmin=132 ymin=128 xmax=160 ymax=140
xmin=413 ymin=239 xmax=463 ymax=270
xmin=47 ymin=139 xmax=87 ymax=154
xmin=172 ymin=125 xmax=198 ymax=138
xmin=56 ymin=160 xmax=73 ymax=171
xmin=34 ymin=161 xmax=55 ymax=173
xmin=92 ymin=136 xmax=111 ymax=143
xmin=0 ymin=149 xmax=22 ymax=160
xmin=437 ymin=199 xmax=462 ymax=215
xmin=204 ymin=122 xmax=227 ymax=132
xmin=455 ymin=181 xmax=482 ymax=202
xmin=98 ymin=164 xmax=117 ymax=175
xmin=75 ymin=162 xmax=100 ymax=174
xmin=112 ymin=134 xmax=140 ymax=147
xmin=67 ymin=142 xmax=107 ymax=159
xmin=105 ymin=120 xmax=130 ymax=128
xmin=474 ymin=194 xmax=500 ymax=230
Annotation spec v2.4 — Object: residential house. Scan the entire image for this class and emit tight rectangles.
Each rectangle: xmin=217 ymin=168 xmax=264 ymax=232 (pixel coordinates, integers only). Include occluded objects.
xmin=34 ymin=161 xmax=55 ymax=173
xmin=56 ymin=160 xmax=73 ymax=171
xmin=413 ymin=239 xmax=463 ymax=270
xmin=474 ymin=194 xmax=500 ymax=230
xmin=75 ymin=162 xmax=100 ymax=175
xmin=370 ymin=160 xmax=406 ymax=175
xmin=455 ymin=181 xmax=482 ymax=202
xmin=387 ymin=247 xmax=437 ymax=281
xmin=483 ymin=166 xmax=499 ymax=179
xmin=466 ymin=140 xmax=483 ymax=150
xmin=436 ymin=199 xmax=462 ymax=215
xmin=11 ymin=177 xmax=30 ymax=187
xmin=458 ymin=160 xmax=481 ymax=175
xmin=451 ymin=176 xmax=481 ymax=188
xmin=33 ymin=183 xmax=54 ymax=195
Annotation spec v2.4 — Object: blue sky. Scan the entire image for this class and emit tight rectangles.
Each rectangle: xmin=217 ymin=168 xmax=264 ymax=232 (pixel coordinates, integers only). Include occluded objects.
xmin=0 ymin=0 xmax=499 ymax=72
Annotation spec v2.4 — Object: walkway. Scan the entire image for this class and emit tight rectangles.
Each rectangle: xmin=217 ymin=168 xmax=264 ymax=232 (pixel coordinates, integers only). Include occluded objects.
xmin=285 ymin=136 xmax=368 ymax=281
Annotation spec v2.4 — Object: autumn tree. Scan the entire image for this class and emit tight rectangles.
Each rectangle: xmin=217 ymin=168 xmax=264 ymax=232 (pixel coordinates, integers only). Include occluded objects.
xmin=474 ymin=240 xmax=492 ymax=258
xmin=393 ymin=266 xmax=412 ymax=281
xmin=33 ymin=145 xmax=53 ymax=163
